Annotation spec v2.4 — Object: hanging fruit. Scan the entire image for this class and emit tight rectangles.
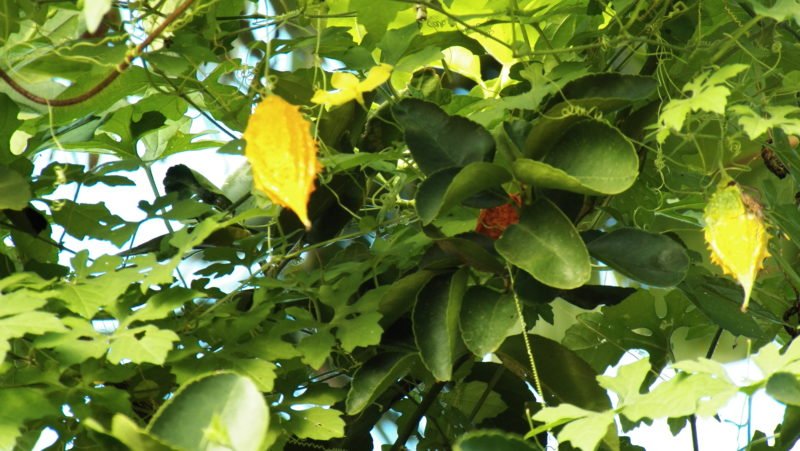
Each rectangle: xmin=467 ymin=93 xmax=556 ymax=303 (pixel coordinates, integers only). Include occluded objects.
xmin=703 ymin=181 xmax=770 ymax=312
xmin=243 ymin=94 xmax=320 ymax=229
xmin=475 ymin=193 xmax=522 ymax=240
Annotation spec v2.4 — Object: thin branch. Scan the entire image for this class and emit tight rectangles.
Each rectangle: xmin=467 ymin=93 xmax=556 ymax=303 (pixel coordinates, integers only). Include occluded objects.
xmin=689 ymin=327 xmax=724 ymax=451
xmin=390 ymin=381 xmax=446 ymax=451
xmin=0 ymin=0 xmax=196 ymax=107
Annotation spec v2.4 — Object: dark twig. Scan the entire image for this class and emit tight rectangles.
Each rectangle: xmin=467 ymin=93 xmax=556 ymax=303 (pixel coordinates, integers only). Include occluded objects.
xmin=0 ymin=0 xmax=196 ymax=106
xmin=390 ymin=381 xmax=446 ymax=451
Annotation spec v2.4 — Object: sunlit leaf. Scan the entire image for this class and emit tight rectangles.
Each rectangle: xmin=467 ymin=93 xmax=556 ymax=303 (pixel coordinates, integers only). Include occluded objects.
xmin=310 ymin=64 xmax=392 ymax=107
xmin=657 ymin=64 xmax=748 ymax=143
xmin=243 ymin=94 xmax=320 ymax=228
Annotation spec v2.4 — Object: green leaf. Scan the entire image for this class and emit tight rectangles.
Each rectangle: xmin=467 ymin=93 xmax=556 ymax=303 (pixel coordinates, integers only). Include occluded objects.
xmin=394 ymin=98 xmax=495 ymax=174
xmin=107 ymin=325 xmax=179 ymax=365
xmin=97 ymin=415 xmax=176 ymax=451
xmin=657 ymin=64 xmax=748 ymax=143
xmin=444 ymin=381 xmax=508 ymax=424
xmin=416 ymin=162 xmax=511 ymax=224
xmin=346 ymin=352 xmax=418 ymax=415
xmin=513 ymin=120 xmax=638 ymax=195
xmin=335 ymin=311 xmax=383 ymax=352
xmin=496 ymin=199 xmax=591 ymax=289
xmin=780 ymin=406 xmax=800 ymax=449
xmin=558 ymin=285 xmax=636 ymax=309
xmin=747 ymin=0 xmax=800 ymax=25
xmin=0 ymin=166 xmax=30 ymax=210
xmin=34 ymin=316 xmax=107 ymax=366
xmin=586 ymin=228 xmax=690 ymax=286
xmin=459 ymin=286 xmax=519 ymax=356
xmin=413 ymin=270 xmax=468 ymax=381
xmin=82 ymin=0 xmax=112 ymax=33
xmin=147 ymin=372 xmax=269 ymax=451
xmin=679 ymin=274 xmax=764 ymax=339
xmin=454 ymin=430 xmax=537 ymax=451
xmin=229 ymin=358 xmax=277 ymax=393
xmin=297 ymin=329 xmax=336 ymax=370
xmin=563 ymin=290 xmax=706 ymax=373
xmin=123 ymin=287 xmax=203 ymax=327
xmin=730 ymin=105 xmax=800 ymax=140
xmin=0 ymin=94 xmax=21 ymax=155
xmin=597 ymin=357 xmax=650 ymax=405
xmin=282 ymin=407 xmax=345 ymax=441
xmin=767 ymin=373 xmax=800 ymax=406
xmin=532 ymin=405 xmax=616 ymax=451
xmin=0 ymin=388 xmax=58 ymax=450
xmin=621 ymin=371 xmax=738 ymax=421
xmin=522 ymin=113 xmax=587 ymax=159
xmin=378 ymin=271 xmax=436 ymax=327
xmin=551 ymin=73 xmax=658 ymax=111
xmin=435 ymin=236 xmax=505 ymax=274
xmin=57 ymin=254 xmax=158 ymax=318
xmin=51 ymin=200 xmax=136 ymax=246
xmin=497 ymin=334 xmax=611 ymax=411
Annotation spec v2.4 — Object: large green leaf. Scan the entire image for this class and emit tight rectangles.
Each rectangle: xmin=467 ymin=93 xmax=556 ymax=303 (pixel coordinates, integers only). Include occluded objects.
xmin=767 ymin=372 xmax=800 ymax=406
xmin=0 ymin=388 xmax=58 ymax=450
xmin=0 ymin=166 xmax=30 ymax=210
xmin=393 ymin=98 xmax=495 ymax=174
xmin=454 ymin=430 xmax=538 ymax=451
xmin=548 ymin=73 xmax=658 ymax=112
xmin=495 ymin=199 xmax=591 ymax=289
xmin=346 ymin=352 xmax=418 ymax=415
xmin=679 ymin=274 xmax=765 ymax=339
xmin=562 ymin=290 xmax=707 ymax=374
xmin=413 ymin=270 xmax=468 ymax=381
xmin=460 ymin=286 xmax=519 ymax=356
xmin=416 ymin=162 xmax=511 ymax=224
xmin=497 ymin=334 xmax=611 ymax=412
xmin=147 ymin=372 xmax=269 ymax=451
xmin=513 ymin=120 xmax=638 ymax=195
xmin=378 ymin=271 xmax=436 ymax=327
xmin=586 ymin=228 xmax=690 ymax=287
xmin=435 ymin=235 xmax=505 ymax=274
xmin=780 ymin=406 xmax=800 ymax=450
xmin=522 ymin=114 xmax=587 ymax=159
xmin=0 ymin=93 xmax=21 ymax=156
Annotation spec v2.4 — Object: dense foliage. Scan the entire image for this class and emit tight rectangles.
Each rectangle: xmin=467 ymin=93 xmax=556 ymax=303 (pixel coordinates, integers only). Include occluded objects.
xmin=3 ymin=0 xmax=800 ymax=449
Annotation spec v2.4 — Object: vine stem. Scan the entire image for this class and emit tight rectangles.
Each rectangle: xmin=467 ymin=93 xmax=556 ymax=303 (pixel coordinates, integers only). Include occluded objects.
xmin=507 ymin=264 xmax=545 ymax=407
xmin=390 ymin=381 xmax=446 ymax=451
xmin=689 ymin=327 xmax=724 ymax=451
xmin=0 ymin=0 xmax=196 ymax=106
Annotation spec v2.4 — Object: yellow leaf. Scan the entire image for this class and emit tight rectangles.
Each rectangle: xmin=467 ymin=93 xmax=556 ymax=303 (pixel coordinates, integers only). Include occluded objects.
xmin=703 ymin=182 xmax=770 ymax=312
xmin=310 ymin=63 xmax=393 ymax=107
xmin=243 ymin=95 xmax=320 ymax=229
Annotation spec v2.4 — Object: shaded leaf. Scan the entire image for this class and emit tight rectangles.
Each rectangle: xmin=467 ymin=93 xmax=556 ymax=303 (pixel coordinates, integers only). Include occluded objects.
xmin=346 ymin=352 xmax=418 ymax=415
xmin=0 ymin=166 xmax=30 ymax=210
xmin=393 ymin=98 xmax=495 ymax=174
xmin=454 ymin=430 xmax=537 ymax=451
xmin=767 ymin=372 xmax=800 ymax=406
xmin=586 ymin=228 xmax=690 ymax=287
xmin=497 ymin=334 xmax=611 ymax=411
xmin=413 ymin=270 xmax=467 ymax=381
xmin=460 ymin=286 xmax=519 ymax=356
xmin=416 ymin=162 xmax=511 ymax=224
